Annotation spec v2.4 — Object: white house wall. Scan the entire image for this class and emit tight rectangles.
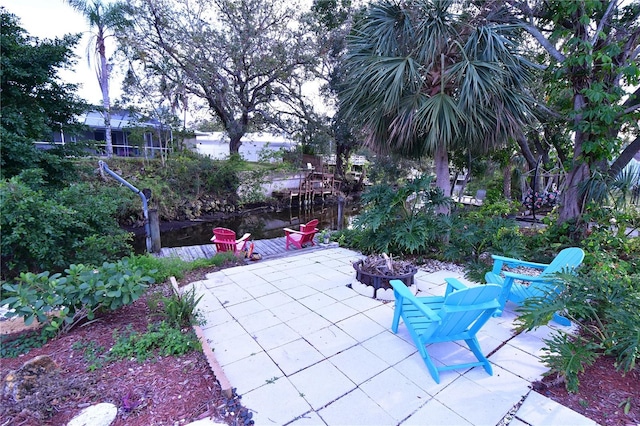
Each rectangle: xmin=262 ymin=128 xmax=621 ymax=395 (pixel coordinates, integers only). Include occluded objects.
xmin=190 ymin=132 xmax=296 ymax=162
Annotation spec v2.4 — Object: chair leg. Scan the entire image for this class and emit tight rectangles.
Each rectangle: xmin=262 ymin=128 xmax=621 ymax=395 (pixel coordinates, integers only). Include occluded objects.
xmin=465 ymin=337 xmax=493 ymax=376
xmin=418 ymin=342 xmax=441 ymax=384
xmin=391 ymin=298 xmax=403 ymax=333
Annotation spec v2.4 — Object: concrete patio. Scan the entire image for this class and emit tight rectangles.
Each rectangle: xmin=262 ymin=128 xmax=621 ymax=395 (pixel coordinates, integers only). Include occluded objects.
xmin=183 ymin=247 xmax=598 ymax=426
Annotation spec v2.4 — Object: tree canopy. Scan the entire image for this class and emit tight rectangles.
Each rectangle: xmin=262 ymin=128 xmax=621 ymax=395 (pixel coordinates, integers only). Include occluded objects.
xmin=121 ymin=0 xmax=317 ymax=154
xmin=0 ymin=9 xmax=87 ymax=181
xmin=340 ymin=0 xmax=535 ymax=206
xmin=491 ymin=0 xmax=640 ymax=224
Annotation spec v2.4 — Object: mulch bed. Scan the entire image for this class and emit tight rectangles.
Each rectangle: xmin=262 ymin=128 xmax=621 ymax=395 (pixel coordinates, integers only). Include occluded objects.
xmin=0 ymin=284 xmax=238 ymax=426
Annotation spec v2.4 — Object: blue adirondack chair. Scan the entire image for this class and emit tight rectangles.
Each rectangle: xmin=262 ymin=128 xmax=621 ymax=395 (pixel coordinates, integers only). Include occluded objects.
xmin=390 ymin=279 xmax=502 ymax=383
xmin=484 ymin=247 xmax=585 ymax=325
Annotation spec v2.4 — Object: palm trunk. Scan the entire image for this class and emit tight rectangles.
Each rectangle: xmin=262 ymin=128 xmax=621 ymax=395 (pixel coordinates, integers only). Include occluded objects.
xmin=434 ymin=144 xmax=450 ymax=214
xmin=98 ymin=30 xmax=113 ymax=157
xmin=503 ymin=162 xmax=512 ymax=199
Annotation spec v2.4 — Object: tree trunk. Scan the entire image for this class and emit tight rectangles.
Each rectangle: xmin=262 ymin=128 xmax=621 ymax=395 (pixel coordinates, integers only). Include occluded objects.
xmin=434 ymin=144 xmax=451 ymax=215
xmin=229 ymin=134 xmax=242 ymax=155
xmin=503 ymin=162 xmax=512 ymax=199
xmin=559 ymin=161 xmax=589 ymax=223
xmin=608 ymin=135 xmax=640 ymax=178
xmin=516 ymin=134 xmax=537 ymax=171
xmin=98 ymin=29 xmax=112 ymax=157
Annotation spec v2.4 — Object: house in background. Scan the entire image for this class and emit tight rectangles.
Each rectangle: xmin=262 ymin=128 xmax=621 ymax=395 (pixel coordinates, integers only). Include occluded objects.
xmin=37 ymin=110 xmax=171 ymax=157
xmin=185 ymin=131 xmax=297 ymax=162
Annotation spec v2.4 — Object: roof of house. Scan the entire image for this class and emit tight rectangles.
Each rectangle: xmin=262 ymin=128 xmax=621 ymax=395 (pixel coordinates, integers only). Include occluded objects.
xmin=80 ymin=110 xmax=160 ymax=130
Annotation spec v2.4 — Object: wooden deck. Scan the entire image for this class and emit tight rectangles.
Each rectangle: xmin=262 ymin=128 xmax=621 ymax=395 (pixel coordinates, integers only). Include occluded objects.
xmin=272 ymin=171 xmax=341 ymax=207
xmin=156 ymin=237 xmax=333 ymax=262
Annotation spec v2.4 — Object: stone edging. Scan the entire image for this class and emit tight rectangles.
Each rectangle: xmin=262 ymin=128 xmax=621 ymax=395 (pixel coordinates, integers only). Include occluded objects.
xmin=169 ymin=277 xmax=234 ymax=399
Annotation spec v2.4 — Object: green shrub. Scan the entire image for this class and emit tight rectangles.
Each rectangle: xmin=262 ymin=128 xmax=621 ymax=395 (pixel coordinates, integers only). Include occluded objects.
xmin=1 ymin=177 xmax=132 ymax=278
xmin=517 ymin=271 xmax=640 ymax=392
xmin=353 ymin=174 xmax=451 ymax=255
xmin=0 ymin=259 xmax=154 ymax=339
xmin=444 ymin=212 xmax=525 ymax=281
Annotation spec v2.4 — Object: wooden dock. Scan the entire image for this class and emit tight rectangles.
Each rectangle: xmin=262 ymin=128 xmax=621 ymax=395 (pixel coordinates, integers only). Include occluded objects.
xmin=273 ymin=171 xmax=341 ymax=207
xmin=156 ymin=237 xmax=332 ymax=262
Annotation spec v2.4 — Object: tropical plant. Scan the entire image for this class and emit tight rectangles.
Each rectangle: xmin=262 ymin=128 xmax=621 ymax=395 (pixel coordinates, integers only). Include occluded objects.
xmin=354 ymin=174 xmax=450 ymax=254
xmin=340 ymin=0 xmax=534 ymax=212
xmin=517 ymin=270 xmax=640 ymax=393
xmin=66 ymin=0 xmax=131 ymax=157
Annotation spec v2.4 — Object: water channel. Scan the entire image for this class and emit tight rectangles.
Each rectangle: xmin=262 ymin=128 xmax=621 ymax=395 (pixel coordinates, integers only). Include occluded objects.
xmin=131 ymin=202 xmax=362 ymax=253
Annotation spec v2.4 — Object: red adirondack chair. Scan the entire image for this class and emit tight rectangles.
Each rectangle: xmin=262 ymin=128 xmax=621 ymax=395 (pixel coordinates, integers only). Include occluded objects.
xmin=211 ymin=227 xmax=251 ymax=254
xmin=283 ymin=219 xmax=319 ymax=250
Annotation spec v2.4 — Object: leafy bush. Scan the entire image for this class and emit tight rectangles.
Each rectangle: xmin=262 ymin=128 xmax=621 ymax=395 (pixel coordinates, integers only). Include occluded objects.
xmin=0 ymin=259 xmax=154 ymax=338
xmin=353 ymin=174 xmax=451 ymax=255
xmin=444 ymin=212 xmax=525 ymax=281
xmin=1 ymin=176 xmax=132 ymax=278
xmin=517 ymin=271 xmax=640 ymax=392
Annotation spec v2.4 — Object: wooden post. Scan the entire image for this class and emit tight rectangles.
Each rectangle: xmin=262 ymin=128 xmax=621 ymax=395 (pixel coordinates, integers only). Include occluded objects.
xmin=149 ymin=208 xmax=161 ymax=253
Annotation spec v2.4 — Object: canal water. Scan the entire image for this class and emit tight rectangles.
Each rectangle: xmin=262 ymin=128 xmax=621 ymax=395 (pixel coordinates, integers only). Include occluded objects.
xmin=131 ymin=202 xmax=361 ymax=253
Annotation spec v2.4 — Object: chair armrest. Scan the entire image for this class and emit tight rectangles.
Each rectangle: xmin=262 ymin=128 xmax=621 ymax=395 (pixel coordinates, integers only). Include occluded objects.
xmin=444 ymin=278 xmax=468 ymax=296
xmin=502 ymin=271 xmax=551 ymax=282
xmin=283 ymin=228 xmax=303 ymax=235
xmin=237 ymin=233 xmax=251 ymax=243
xmin=413 ymin=301 xmax=441 ymax=322
xmin=490 ymin=254 xmax=548 ymax=274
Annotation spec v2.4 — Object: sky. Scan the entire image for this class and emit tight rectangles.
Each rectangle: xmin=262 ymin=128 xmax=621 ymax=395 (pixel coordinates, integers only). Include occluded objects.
xmin=3 ymin=0 xmax=114 ymax=104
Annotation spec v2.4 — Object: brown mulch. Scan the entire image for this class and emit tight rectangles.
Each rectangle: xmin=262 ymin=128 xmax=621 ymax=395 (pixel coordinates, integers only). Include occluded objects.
xmin=0 ymin=273 xmax=237 ymax=426
xmin=1 ymin=262 xmax=639 ymax=426
xmin=533 ymin=356 xmax=640 ymax=426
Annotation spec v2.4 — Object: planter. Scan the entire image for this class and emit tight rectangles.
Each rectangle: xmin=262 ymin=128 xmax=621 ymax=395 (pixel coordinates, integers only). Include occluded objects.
xmin=352 ymin=260 xmax=418 ymax=300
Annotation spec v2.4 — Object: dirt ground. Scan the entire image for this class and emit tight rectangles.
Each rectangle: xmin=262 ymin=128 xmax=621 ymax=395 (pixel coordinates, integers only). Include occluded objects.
xmin=1 ymin=265 xmax=638 ymax=426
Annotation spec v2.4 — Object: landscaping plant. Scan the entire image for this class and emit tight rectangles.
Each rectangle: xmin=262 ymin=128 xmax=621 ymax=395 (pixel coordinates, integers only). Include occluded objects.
xmin=1 ymin=175 xmax=133 ymax=279
xmin=444 ymin=211 xmax=526 ymax=282
xmin=0 ymin=259 xmax=154 ymax=340
xmin=353 ymin=174 xmax=450 ymax=255
xmin=517 ymin=270 xmax=640 ymax=393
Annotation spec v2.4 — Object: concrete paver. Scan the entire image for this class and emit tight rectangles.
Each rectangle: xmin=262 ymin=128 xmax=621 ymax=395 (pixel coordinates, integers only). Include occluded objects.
xmin=186 ymin=247 xmax=597 ymax=425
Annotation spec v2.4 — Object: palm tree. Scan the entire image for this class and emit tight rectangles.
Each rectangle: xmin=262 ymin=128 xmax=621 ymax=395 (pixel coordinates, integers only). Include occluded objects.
xmin=66 ymin=0 xmax=129 ymax=157
xmin=340 ymin=0 xmax=534 ymax=212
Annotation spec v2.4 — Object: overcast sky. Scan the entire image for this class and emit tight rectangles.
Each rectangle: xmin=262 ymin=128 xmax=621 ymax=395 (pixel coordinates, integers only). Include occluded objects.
xmin=3 ymin=0 xmax=113 ymax=104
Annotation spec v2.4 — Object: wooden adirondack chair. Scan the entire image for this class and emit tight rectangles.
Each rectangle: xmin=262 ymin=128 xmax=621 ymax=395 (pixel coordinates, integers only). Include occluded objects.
xmin=211 ymin=227 xmax=251 ymax=254
xmin=283 ymin=219 xmax=319 ymax=250
xmin=390 ymin=279 xmax=502 ymax=383
xmin=484 ymin=247 xmax=585 ymax=325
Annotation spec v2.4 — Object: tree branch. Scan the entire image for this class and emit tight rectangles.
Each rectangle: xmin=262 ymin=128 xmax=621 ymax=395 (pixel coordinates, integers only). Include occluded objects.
xmin=591 ymin=0 xmax=619 ymax=46
xmin=608 ymin=135 xmax=640 ymax=177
